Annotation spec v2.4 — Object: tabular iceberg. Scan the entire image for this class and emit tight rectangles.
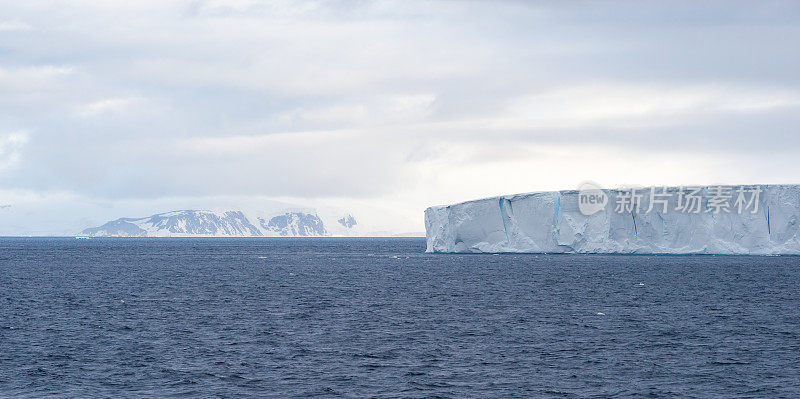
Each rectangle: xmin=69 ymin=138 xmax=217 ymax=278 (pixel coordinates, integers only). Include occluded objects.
xmin=425 ymin=185 xmax=800 ymax=254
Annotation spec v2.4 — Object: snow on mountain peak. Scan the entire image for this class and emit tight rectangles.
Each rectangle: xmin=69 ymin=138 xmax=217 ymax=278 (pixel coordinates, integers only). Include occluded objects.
xmin=81 ymin=208 xmax=361 ymax=237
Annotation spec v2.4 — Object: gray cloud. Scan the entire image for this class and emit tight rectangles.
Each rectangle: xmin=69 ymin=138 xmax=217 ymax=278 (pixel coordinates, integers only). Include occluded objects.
xmin=0 ymin=0 xmax=799 ymax=233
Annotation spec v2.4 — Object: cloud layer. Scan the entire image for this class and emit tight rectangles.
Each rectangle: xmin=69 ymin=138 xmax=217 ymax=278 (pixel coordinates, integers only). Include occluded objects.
xmin=1 ymin=0 xmax=799 ymax=233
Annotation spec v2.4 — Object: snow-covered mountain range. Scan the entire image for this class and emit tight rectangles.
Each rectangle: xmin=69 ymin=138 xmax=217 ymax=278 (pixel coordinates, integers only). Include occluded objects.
xmin=81 ymin=209 xmax=363 ymax=237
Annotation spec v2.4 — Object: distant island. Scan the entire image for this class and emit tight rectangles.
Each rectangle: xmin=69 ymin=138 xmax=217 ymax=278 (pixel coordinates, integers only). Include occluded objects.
xmin=78 ymin=208 xmax=426 ymax=237
xmin=81 ymin=210 xmax=338 ymax=237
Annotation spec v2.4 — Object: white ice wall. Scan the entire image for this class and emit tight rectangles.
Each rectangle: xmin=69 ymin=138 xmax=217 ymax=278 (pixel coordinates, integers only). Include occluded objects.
xmin=425 ymin=185 xmax=800 ymax=254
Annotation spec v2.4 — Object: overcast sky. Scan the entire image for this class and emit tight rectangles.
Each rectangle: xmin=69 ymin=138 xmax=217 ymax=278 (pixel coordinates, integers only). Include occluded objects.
xmin=1 ymin=0 xmax=799 ymax=234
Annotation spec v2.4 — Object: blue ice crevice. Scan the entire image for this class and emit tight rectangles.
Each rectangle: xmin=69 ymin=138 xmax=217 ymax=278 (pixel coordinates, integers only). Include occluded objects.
xmin=499 ymin=197 xmax=512 ymax=244
xmin=766 ymin=206 xmax=771 ymax=235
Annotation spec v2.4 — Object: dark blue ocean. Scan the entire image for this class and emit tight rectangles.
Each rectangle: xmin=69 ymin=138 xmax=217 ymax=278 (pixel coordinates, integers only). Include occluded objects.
xmin=1 ymin=238 xmax=799 ymax=398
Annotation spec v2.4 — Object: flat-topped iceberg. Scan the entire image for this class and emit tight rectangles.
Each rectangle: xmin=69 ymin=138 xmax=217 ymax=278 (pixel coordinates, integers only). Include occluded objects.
xmin=425 ymin=185 xmax=800 ymax=254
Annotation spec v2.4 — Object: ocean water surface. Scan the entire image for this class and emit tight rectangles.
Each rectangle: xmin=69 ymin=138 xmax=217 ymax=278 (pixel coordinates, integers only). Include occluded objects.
xmin=1 ymin=238 xmax=799 ymax=398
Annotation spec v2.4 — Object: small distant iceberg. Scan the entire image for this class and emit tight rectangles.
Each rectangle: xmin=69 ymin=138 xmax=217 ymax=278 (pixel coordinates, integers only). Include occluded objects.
xmin=425 ymin=185 xmax=800 ymax=255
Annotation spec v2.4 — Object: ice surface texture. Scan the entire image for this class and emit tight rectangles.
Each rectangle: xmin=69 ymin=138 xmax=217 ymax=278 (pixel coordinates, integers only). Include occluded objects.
xmin=425 ymin=185 xmax=800 ymax=254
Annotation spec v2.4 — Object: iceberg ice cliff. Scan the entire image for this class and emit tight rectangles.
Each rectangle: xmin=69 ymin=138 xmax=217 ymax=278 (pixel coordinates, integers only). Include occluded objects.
xmin=425 ymin=185 xmax=800 ymax=254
